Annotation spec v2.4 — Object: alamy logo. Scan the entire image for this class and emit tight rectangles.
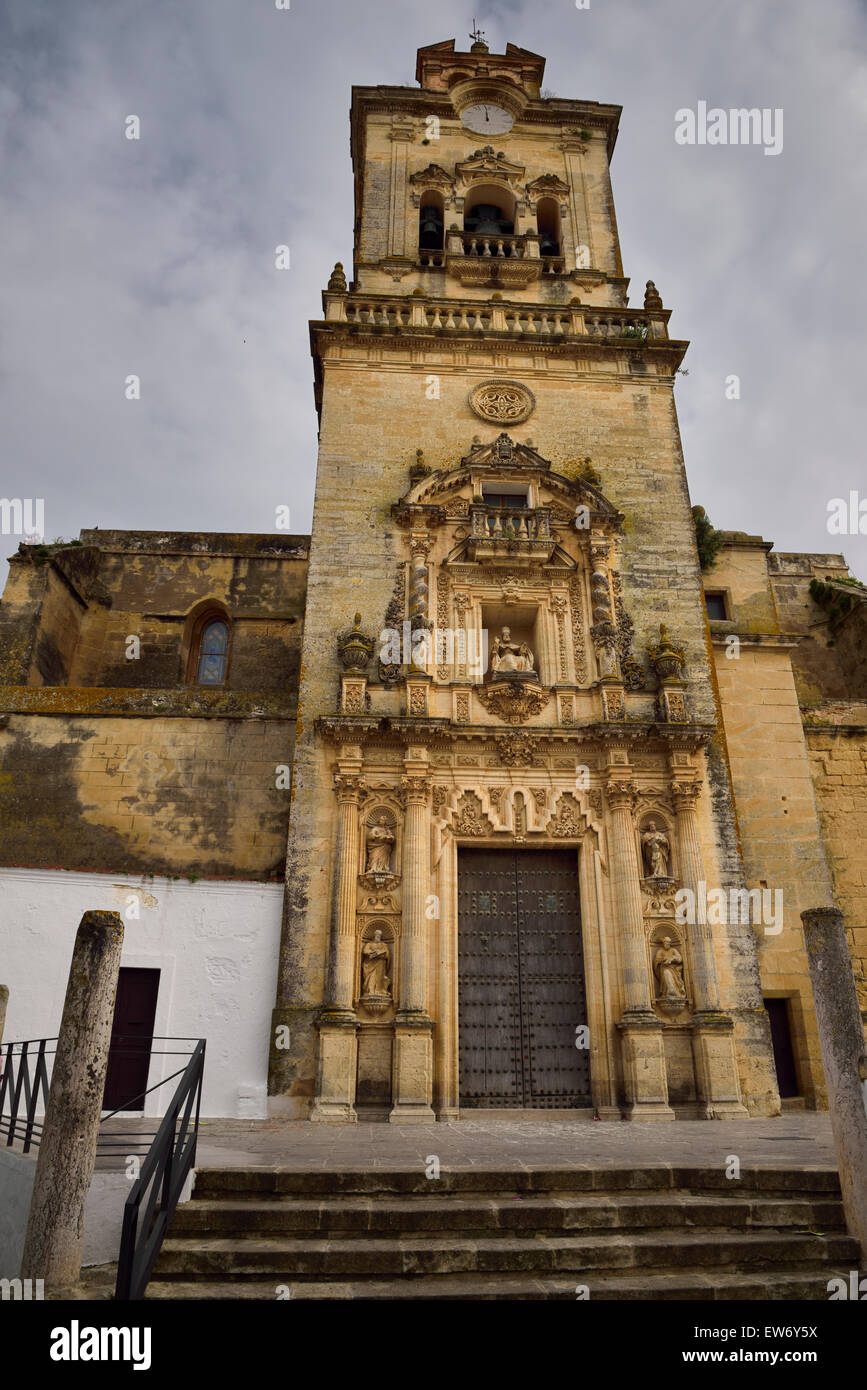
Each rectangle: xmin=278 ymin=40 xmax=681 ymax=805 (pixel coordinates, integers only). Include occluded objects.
xmin=0 ymin=498 xmax=44 ymax=539
xmin=675 ymin=881 xmax=783 ymax=933
xmin=49 ymin=1320 xmax=151 ymax=1370
xmin=0 ymin=1278 xmax=44 ymax=1300
xmin=675 ymin=102 xmax=783 ymax=156
xmin=379 ymin=622 xmax=488 ymax=676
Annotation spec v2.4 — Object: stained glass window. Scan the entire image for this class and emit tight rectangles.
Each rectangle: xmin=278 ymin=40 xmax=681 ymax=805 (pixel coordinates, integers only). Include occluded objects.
xmin=196 ymin=619 xmax=229 ymax=684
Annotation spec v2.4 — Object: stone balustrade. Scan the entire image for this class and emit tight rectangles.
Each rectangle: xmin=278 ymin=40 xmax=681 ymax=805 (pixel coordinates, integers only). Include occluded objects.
xmin=334 ymin=296 xmax=669 ymax=343
xmin=470 ymin=505 xmax=551 ymax=540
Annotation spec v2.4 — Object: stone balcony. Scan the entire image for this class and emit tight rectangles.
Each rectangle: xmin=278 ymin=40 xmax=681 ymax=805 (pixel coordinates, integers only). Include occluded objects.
xmin=466 ymin=504 xmax=556 ymax=564
xmin=443 ymin=231 xmax=565 ymax=288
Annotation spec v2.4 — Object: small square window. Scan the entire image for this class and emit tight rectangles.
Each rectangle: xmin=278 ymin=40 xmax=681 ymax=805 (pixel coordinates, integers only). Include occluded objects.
xmin=704 ymin=592 xmax=728 ymax=621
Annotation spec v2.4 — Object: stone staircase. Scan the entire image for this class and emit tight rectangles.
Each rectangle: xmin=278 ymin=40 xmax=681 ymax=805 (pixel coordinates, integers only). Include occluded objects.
xmin=144 ymin=1164 xmax=858 ymax=1300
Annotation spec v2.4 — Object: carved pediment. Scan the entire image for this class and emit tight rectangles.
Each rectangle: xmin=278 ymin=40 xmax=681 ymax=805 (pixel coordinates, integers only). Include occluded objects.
xmin=392 ymin=438 xmax=625 ymax=549
xmin=460 ymin=432 xmax=551 ymax=471
xmin=409 ymin=162 xmax=456 ymax=190
xmin=526 ymin=173 xmax=570 ymax=201
xmin=455 ymin=146 xmax=526 ymax=190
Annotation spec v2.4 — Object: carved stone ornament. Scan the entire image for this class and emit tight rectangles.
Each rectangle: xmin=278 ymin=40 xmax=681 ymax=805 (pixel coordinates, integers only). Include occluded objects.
xmin=327 ymin=262 xmax=347 ymax=292
xmin=647 ymin=623 xmax=686 ymax=682
xmin=452 ymin=792 xmax=495 ymax=836
xmin=337 ymin=612 xmax=374 ymax=673
xmin=475 ymin=680 xmax=550 ymax=725
xmin=468 ymin=380 xmax=535 ymax=426
xmin=548 ymin=794 xmax=583 ymax=838
xmin=496 ymin=731 xmax=542 ymax=766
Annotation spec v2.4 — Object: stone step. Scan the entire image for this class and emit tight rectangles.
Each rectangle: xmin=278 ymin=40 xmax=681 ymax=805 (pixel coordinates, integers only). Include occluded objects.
xmin=168 ymin=1193 xmax=847 ymax=1238
xmin=191 ymin=1165 xmax=841 ymax=1199
xmin=144 ymin=1267 xmax=844 ymax=1300
xmin=153 ymin=1229 xmax=858 ymax=1279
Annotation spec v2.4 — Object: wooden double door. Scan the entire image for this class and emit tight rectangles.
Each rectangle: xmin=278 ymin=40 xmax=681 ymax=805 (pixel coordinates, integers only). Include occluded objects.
xmin=458 ymin=848 xmax=591 ymax=1108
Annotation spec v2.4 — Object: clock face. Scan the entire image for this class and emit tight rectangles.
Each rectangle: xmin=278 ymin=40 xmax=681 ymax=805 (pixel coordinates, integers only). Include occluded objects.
xmin=461 ymin=103 xmax=514 ymax=135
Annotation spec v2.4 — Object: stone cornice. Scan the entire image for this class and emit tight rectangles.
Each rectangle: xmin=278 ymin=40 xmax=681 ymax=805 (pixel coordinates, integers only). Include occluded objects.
xmin=315 ymin=714 xmax=715 ymax=752
xmin=0 ymin=686 xmax=296 ymax=720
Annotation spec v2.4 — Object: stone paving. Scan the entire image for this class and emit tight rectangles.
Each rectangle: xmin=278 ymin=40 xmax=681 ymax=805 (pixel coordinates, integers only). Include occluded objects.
xmin=186 ymin=1111 xmax=836 ymax=1172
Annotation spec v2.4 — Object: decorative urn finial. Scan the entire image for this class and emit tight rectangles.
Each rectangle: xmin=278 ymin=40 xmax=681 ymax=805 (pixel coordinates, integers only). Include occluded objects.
xmin=337 ymin=612 xmax=374 ymax=673
xmin=647 ymin=623 xmax=686 ymax=681
xmin=644 ymin=280 xmax=663 ymax=310
xmin=327 ymin=262 xmax=347 ymax=292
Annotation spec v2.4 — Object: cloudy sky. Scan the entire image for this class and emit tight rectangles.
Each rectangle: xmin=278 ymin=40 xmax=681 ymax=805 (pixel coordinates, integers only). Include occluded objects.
xmin=1 ymin=0 xmax=865 ymax=589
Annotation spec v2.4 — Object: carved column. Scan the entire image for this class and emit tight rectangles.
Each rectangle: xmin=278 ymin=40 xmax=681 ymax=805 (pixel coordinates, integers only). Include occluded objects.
xmin=672 ymin=778 xmax=746 ymax=1118
xmin=390 ymin=758 xmax=435 ymax=1122
xmin=607 ymin=774 xmax=674 ymax=1120
xmin=311 ymin=768 xmax=365 ymax=1123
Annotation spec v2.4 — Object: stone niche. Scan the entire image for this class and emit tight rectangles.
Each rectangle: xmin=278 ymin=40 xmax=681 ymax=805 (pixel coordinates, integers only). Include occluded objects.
xmin=356 ymin=918 xmax=397 ymax=1019
xmin=481 ymin=602 xmax=540 ymax=682
xmin=359 ymin=805 xmax=401 ymax=890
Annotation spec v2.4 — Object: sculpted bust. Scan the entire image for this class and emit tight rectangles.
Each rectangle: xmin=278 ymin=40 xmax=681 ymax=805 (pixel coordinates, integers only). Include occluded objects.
xmin=490 ymin=626 xmax=536 ymax=675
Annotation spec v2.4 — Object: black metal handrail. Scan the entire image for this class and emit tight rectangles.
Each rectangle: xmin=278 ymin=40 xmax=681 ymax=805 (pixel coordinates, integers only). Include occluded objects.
xmin=0 ymin=1036 xmax=201 ymax=1155
xmin=114 ymin=1038 xmax=205 ymax=1301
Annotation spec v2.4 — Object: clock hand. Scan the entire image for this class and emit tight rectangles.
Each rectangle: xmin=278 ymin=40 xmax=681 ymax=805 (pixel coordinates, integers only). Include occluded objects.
xmin=484 ymin=106 xmax=489 ymax=121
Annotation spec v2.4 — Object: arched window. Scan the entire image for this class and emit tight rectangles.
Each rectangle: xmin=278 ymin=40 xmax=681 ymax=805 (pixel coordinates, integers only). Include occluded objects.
xmin=418 ymin=193 xmax=444 ymax=250
xmin=463 ymin=183 xmax=516 ymax=237
xmin=536 ymin=197 xmax=560 ymax=256
xmin=195 ymin=617 xmax=229 ymax=685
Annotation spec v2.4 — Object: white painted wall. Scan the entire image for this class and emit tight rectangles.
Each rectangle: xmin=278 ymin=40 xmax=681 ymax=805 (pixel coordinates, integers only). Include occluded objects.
xmin=0 ymin=869 xmax=282 ymax=1119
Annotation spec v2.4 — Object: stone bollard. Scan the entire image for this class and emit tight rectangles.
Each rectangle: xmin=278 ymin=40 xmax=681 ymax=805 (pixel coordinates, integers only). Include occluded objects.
xmin=20 ymin=911 xmax=124 ymax=1287
xmin=802 ymin=907 xmax=867 ymax=1259
xmin=0 ymin=984 xmax=8 ymax=1048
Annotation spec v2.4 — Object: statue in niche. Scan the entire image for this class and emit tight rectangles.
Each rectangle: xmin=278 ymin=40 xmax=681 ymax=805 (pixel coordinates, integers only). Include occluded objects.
xmin=641 ymin=821 xmax=671 ymax=879
xmin=361 ymin=930 xmax=391 ymax=998
xmin=490 ymin=626 xmax=536 ymax=676
xmin=653 ymin=936 xmax=686 ymax=1000
xmin=365 ymin=814 xmax=395 ymax=874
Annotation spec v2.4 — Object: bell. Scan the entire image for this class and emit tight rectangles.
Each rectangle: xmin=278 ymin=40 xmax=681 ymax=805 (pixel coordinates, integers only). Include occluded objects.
xmin=540 ymin=234 xmax=560 ymax=257
xmin=419 ymin=208 xmax=443 ymax=249
xmin=467 ymin=204 xmax=512 ymax=236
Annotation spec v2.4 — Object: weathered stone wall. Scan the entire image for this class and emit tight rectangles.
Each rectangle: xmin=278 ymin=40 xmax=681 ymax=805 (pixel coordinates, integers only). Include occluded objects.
xmin=0 ymin=533 xmax=308 ymax=692
xmin=0 ymin=532 xmax=308 ymax=879
xmin=711 ymin=636 xmax=834 ymax=1105
xmin=0 ymin=702 xmax=295 ymax=879
xmin=805 ymin=716 xmax=867 ymax=1026
xmin=768 ymin=552 xmax=867 ymax=705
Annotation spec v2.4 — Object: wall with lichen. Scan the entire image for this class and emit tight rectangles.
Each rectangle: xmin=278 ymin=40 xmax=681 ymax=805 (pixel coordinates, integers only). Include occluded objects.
xmin=0 ymin=703 xmax=295 ymax=880
xmin=804 ymin=714 xmax=867 ymax=1033
xmin=0 ymin=533 xmax=309 ymax=692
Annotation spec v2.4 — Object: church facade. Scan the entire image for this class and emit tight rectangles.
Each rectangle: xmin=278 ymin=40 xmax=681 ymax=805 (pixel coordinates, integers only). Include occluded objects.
xmin=1 ymin=38 xmax=865 ymax=1124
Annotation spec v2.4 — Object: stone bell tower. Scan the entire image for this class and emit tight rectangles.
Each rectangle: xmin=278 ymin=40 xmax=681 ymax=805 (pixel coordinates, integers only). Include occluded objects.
xmin=269 ymin=35 xmax=781 ymax=1123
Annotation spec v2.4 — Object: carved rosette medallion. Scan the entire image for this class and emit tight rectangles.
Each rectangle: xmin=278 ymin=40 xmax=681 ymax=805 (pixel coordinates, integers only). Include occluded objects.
xmin=468 ymin=380 xmax=535 ymax=425
xmin=475 ymin=680 xmax=550 ymax=725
